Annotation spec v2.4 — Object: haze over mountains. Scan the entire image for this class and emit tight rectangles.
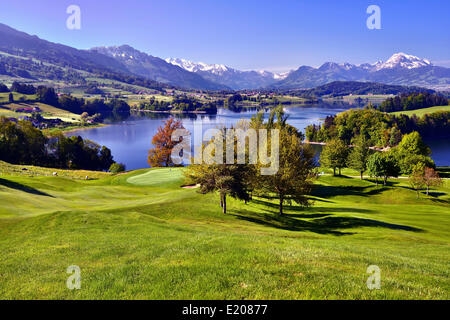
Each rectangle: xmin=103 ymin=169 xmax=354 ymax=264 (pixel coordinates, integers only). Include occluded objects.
xmin=0 ymin=23 xmax=449 ymax=91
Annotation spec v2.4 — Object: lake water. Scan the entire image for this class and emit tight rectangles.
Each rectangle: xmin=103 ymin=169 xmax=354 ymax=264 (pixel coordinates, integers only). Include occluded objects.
xmin=69 ymin=103 xmax=449 ymax=170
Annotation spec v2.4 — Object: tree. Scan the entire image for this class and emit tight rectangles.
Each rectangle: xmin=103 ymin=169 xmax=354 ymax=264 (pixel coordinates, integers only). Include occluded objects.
xmin=348 ymin=135 xmax=370 ymax=179
xmin=185 ymin=162 xmax=250 ymax=214
xmin=409 ymin=163 xmax=426 ymax=199
xmin=109 ymin=162 xmax=126 ymax=173
xmin=320 ymin=138 xmax=349 ymax=176
xmin=367 ymin=152 xmax=401 ymax=186
xmin=184 ymin=126 xmax=251 ymax=214
xmin=250 ymin=108 xmax=317 ymax=215
xmin=59 ymin=94 xmax=84 ymax=114
xmin=8 ymin=92 xmax=14 ymax=103
xmin=367 ymin=152 xmax=384 ymax=185
xmin=395 ymin=131 xmax=434 ymax=174
xmin=148 ymin=118 xmax=184 ymax=167
xmin=255 ymin=128 xmax=317 ymax=215
xmin=11 ymin=82 xmax=36 ymax=94
xmin=380 ymin=152 xmax=401 ymax=185
xmin=80 ymin=112 xmax=89 ymax=124
xmin=36 ymin=86 xmax=59 ymax=106
xmin=99 ymin=146 xmax=115 ymax=170
xmin=397 ymin=131 xmax=430 ymax=157
xmin=423 ymin=167 xmax=443 ymax=196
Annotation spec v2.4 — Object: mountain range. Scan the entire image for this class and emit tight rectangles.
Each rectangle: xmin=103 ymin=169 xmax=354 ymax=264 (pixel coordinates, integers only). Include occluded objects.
xmin=0 ymin=23 xmax=449 ymax=91
xmin=90 ymin=45 xmax=228 ymax=90
xmin=273 ymin=53 xmax=450 ymax=90
xmin=165 ymin=57 xmax=288 ymax=90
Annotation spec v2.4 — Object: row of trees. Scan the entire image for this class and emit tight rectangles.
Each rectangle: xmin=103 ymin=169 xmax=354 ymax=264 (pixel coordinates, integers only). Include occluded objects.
xmin=409 ymin=164 xmax=443 ymax=199
xmin=10 ymin=81 xmax=37 ymax=94
xmin=149 ymin=108 xmax=318 ymax=215
xmin=0 ymin=117 xmax=116 ymax=171
xmin=41 ymin=88 xmax=131 ymax=120
xmin=319 ymin=132 xmax=442 ymax=197
xmin=320 ymin=131 xmax=435 ymax=179
xmin=305 ymin=108 xmax=450 ymax=147
xmin=376 ymin=92 xmax=448 ymax=113
xmin=138 ymin=95 xmax=218 ymax=114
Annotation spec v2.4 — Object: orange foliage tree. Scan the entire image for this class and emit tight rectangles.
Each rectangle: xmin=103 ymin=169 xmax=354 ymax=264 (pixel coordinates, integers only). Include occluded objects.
xmin=148 ymin=118 xmax=185 ymax=167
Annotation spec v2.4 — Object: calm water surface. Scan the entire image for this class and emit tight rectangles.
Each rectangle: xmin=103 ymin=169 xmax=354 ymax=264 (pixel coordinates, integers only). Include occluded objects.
xmin=69 ymin=104 xmax=449 ymax=169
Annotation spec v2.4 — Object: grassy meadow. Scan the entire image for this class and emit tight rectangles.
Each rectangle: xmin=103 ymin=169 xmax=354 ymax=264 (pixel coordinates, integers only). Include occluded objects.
xmin=0 ymin=164 xmax=449 ymax=300
xmin=0 ymin=101 xmax=81 ymax=123
xmin=391 ymin=105 xmax=450 ymax=117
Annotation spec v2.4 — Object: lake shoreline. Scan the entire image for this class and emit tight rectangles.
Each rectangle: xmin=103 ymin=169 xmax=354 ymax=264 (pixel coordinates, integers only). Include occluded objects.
xmin=132 ymin=109 xmax=214 ymax=115
xmin=58 ymin=123 xmax=107 ymax=136
xmin=67 ymin=105 xmax=450 ymax=169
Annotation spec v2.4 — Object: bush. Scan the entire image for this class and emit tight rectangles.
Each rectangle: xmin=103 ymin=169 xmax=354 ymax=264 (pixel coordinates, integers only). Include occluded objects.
xmin=109 ymin=162 xmax=126 ymax=173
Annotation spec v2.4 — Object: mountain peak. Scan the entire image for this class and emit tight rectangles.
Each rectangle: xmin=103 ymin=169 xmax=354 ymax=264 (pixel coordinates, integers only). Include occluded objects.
xmin=376 ymin=52 xmax=432 ymax=70
xmin=164 ymin=57 xmax=289 ymax=89
xmin=91 ymin=45 xmax=149 ymax=60
xmin=165 ymin=58 xmax=229 ymax=74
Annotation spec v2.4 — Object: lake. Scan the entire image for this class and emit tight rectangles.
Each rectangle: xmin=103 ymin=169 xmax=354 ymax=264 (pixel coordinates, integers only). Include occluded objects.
xmin=69 ymin=103 xmax=450 ymax=170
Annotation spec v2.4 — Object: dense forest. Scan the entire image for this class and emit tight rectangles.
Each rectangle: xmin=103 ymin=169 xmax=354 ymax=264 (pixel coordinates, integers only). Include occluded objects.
xmin=376 ymin=92 xmax=448 ymax=112
xmin=275 ymin=81 xmax=435 ymax=98
xmin=305 ymin=108 xmax=450 ymax=147
xmin=0 ymin=117 xmax=115 ymax=170
xmin=137 ymin=95 xmax=218 ymax=114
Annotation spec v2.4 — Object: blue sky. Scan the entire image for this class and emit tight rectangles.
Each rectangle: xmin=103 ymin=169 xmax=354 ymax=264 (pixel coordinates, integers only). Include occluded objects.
xmin=2 ymin=0 xmax=449 ymax=72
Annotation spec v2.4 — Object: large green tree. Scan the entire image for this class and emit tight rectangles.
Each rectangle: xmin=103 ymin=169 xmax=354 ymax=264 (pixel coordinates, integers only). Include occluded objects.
xmin=185 ymin=162 xmax=250 ymax=214
xmin=367 ymin=152 xmax=401 ymax=185
xmin=255 ymin=128 xmax=317 ymax=215
xmin=348 ymin=135 xmax=370 ymax=179
xmin=251 ymin=107 xmax=317 ymax=215
xmin=184 ymin=126 xmax=251 ymax=214
xmin=394 ymin=131 xmax=434 ymax=174
xmin=320 ymin=138 xmax=349 ymax=176
xmin=367 ymin=152 xmax=384 ymax=185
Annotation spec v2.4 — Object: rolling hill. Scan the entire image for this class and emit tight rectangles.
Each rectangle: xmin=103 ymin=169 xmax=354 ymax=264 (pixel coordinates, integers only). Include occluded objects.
xmin=91 ymin=45 xmax=228 ymax=90
xmin=0 ymin=23 xmax=225 ymax=91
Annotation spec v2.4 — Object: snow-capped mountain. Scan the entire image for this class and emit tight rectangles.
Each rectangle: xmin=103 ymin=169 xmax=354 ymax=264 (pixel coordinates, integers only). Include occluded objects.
xmin=272 ymin=53 xmax=449 ymax=89
xmin=374 ymin=53 xmax=432 ymax=70
xmin=165 ymin=57 xmax=289 ymax=90
xmin=165 ymin=58 xmax=229 ymax=75
xmin=89 ymin=46 xmax=448 ymax=90
xmin=90 ymin=45 xmax=228 ymax=90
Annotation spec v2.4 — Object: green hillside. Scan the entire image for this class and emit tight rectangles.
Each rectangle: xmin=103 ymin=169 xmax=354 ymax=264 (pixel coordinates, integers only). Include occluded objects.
xmin=0 ymin=165 xmax=448 ymax=299
xmin=391 ymin=105 xmax=450 ymax=117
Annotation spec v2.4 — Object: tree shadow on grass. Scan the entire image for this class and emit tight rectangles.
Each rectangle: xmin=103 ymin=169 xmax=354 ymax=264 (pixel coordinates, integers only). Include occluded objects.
xmin=0 ymin=178 xmax=54 ymax=197
xmin=230 ymin=200 xmax=422 ymax=236
xmin=436 ymin=167 xmax=450 ymax=178
xmin=252 ymin=199 xmax=374 ymax=214
xmin=230 ymin=209 xmax=422 ymax=236
xmin=311 ymin=185 xmax=386 ymax=198
xmin=428 ymin=192 xmax=447 ymax=198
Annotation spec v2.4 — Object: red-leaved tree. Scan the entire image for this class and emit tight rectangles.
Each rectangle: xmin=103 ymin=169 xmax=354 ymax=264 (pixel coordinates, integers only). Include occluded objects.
xmin=148 ymin=118 xmax=184 ymax=167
